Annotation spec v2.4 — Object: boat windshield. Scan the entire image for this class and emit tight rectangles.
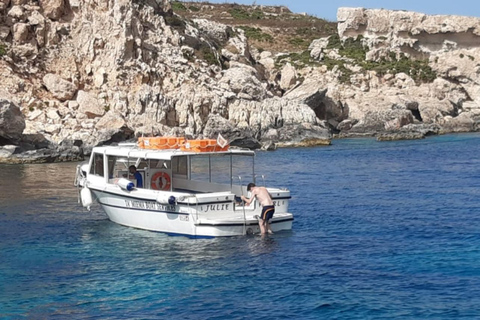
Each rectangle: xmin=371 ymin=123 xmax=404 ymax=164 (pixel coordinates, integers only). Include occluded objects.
xmin=106 ymin=157 xmax=140 ymax=176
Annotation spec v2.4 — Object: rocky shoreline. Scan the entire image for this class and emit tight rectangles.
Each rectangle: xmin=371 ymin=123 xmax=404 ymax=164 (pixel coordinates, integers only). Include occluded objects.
xmin=1 ymin=1 xmax=480 ymax=163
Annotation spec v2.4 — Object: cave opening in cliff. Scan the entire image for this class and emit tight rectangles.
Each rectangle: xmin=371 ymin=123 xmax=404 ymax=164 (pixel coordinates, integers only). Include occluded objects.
xmin=314 ymin=103 xmax=327 ymax=120
xmin=0 ymin=137 xmax=13 ymax=146
xmin=311 ymin=96 xmax=348 ymax=133
xmin=410 ymin=109 xmax=423 ymax=122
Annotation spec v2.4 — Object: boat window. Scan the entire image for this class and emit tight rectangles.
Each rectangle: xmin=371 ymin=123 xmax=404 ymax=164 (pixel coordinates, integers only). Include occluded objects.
xmin=210 ymin=154 xmax=232 ymax=185
xmin=172 ymin=156 xmax=187 ymax=178
xmin=150 ymin=159 xmax=170 ymax=170
xmin=137 ymin=160 xmax=148 ymax=170
xmin=107 ymin=156 xmax=116 ymax=179
xmin=90 ymin=153 xmax=104 ymax=177
xmin=106 ymin=156 xmax=141 ymax=179
xmin=187 ymin=154 xmax=254 ymax=185
xmin=190 ymin=155 xmax=210 ymax=182
xmin=232 ymin=155 xmax=254 ymax=185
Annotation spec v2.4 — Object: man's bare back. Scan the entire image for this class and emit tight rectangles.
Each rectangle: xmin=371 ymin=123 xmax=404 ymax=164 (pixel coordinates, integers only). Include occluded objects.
xmin=250 ymin=186 xmax=273 ymax=206
xmin=241 ymin=185 xmax=273 ymax=206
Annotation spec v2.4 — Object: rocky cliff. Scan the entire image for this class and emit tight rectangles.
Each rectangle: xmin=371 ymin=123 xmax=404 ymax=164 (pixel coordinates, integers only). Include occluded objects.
xmin=331 ymin=8 xmax=480 ymax=139
xmin=0 ymin=2 xmax=479 ymax=163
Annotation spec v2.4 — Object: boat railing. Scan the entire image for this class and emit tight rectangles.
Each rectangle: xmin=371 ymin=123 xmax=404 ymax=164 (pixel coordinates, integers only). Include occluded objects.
xmin=254 ymin=174 xmax=266 ymax=186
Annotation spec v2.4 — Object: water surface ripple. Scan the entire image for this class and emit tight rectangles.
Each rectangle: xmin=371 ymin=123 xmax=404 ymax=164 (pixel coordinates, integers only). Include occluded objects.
xmin=1 ymin=134 xmax=480 ymax=319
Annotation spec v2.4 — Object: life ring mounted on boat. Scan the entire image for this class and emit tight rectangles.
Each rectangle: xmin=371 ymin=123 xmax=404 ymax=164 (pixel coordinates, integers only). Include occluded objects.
xmin=151 ymin=171 xmax=171 ymax=191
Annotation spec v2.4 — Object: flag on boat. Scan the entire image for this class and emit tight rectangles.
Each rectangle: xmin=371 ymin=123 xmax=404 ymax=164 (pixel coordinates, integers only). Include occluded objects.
xmin=217 ymin=133 xmax=228 ymax=148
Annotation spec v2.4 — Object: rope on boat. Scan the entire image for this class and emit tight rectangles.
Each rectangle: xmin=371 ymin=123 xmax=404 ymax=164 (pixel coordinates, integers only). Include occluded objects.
xmin=74 ymin=165 xmax=80 ymax=187
xmin=74 ymin=165 xmax=85 ymax=204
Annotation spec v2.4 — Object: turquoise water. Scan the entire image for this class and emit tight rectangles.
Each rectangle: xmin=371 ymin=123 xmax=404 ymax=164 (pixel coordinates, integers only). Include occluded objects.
xmin=2 ymin=134 xmax=480 ymax=319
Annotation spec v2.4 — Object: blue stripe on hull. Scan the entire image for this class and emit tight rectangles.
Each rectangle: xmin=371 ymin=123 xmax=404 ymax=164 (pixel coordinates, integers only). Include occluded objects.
xmin=98 ymin=201 xmax=186 ymax=215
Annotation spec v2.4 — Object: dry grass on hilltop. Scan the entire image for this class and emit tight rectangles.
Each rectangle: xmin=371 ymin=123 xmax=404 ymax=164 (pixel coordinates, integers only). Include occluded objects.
xmin=172 ymin=1 xmax=337 ymax=53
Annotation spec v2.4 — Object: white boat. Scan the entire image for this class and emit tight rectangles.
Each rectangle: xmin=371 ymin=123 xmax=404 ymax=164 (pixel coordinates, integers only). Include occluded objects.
xmin=74 ymin=137 xmax=293 ymax=238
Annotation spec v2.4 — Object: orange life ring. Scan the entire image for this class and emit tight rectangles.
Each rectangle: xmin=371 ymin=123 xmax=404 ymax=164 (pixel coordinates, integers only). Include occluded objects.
xmin=151 ymin=172 xmax=171 ymax=191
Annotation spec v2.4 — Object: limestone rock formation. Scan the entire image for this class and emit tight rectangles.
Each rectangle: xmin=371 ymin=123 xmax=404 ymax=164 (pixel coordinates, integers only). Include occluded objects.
xmin=1 ymin=2 xmax=480 ymax=163
xmin=43 ymin=73 xmax=77 ymax=101
xmin=76 ymin=91 xmax=104 ymax=119
xmin=306 ymin=7 xmax=480 ymax=138
xmin=40 ymin=0 xmax=66 ymax=21
xmin=0 ymin=98 xmax=25 ymax=142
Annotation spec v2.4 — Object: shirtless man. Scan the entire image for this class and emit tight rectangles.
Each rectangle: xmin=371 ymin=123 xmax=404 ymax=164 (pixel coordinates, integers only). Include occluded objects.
xmin=241 ymin=183 xmax=274 ymax=235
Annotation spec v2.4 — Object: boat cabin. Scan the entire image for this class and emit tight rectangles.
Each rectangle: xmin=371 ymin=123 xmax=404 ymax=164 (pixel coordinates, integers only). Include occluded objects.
xmin=87 ymin=143 xmax=256 ymax=196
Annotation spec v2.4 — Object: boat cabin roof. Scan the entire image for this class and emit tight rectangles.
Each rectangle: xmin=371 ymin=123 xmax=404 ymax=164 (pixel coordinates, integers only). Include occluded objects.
xmin=91 ymin=144 xmax=255 ymax=160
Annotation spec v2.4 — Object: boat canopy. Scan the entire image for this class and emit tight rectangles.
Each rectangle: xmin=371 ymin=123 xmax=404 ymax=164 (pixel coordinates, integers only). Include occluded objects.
xmin=91 ymin=144 xmax=254 ymax=161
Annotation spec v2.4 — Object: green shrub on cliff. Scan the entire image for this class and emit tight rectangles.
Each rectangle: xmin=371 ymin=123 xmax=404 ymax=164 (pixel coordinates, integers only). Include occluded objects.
xmin=276 ymin=50 xmax=317 ymax=69
xmin=189 ymin=5 xmax=200 ymax=12
xmin=200 ymin=46 xmax=218 ymax=66
xmin=164 ymin=14 xmax=186 ymax=32
xmin=322 ymin=56 xmax=353 ymax=83
xmin=229 ymin=7 xmax=264 ymax=20
xmin=171 ymin=1 xmax=187 ymax=12
xmin=363 ymin=55 xmax=436 ymax=83
xmin=289 ymin=37 xmax=309 ymax=49
xmin=339 ymin=36 xmax=367 ymax=61
xmin=326 ymin=34 xmax=342 ymax=49
xmin=0 ymin=43 xmax=6 ymax=56
xmin=324 ymin=34 xmax=436 ymax=83
xmin=327 ymin=34 xmax=366 ymax=60
xmin=238 ymin=26 xmax=273 ymax=42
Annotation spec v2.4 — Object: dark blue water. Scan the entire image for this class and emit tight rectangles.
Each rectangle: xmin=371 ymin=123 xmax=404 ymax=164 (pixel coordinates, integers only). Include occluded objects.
xmin=2 ymin=134 xmax=480 ymax=319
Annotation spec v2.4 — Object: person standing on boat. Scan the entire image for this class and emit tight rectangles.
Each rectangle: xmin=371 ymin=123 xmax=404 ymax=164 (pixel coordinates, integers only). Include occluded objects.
xmin=128 ymin=165 xmax=143 ymax=188
xmin=241 ymin=183 xmax=274 ymax=235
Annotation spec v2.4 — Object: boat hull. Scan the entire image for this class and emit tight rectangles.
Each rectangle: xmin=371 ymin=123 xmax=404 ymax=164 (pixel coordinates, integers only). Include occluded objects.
xmin=92 ymin=189 xmax=293 ymax=238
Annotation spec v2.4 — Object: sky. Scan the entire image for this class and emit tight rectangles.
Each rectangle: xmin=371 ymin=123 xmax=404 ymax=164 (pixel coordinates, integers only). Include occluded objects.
xmin=202 ymin=0 xmax=480 ymax=21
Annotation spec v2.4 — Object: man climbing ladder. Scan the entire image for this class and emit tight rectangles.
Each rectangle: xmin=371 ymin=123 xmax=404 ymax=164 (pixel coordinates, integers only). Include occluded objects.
xmin=241 ymin=183 xmax=275 ymax=235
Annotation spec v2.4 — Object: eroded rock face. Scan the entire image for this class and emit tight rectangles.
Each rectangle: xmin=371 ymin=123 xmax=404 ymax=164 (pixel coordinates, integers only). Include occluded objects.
xmin=0 ymin=0 xmax=11 ymax=11
xmin=280 ymin=63 xmax=297 ymax=91
xmin=3 ymin=0 xmax=312 ymax=161
xmin=324 ymin=7 xmax=480 ymax=137
xmin=337 ymin=8 xmax=480 ymax=58
xmin=2 ymin=2 xmax=480 ymax=163
xmin=43 ymin=73 xmax=78 ymax=101
xmin=76 ymin=91 xmax=104 ymax=119
xmin=0 ymin=98 xmax=25 ymax=142
xmin=39 ymin=0 xmax=65 ymax=20
xmin=219 ymin=62 xmax=267 ymax=101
